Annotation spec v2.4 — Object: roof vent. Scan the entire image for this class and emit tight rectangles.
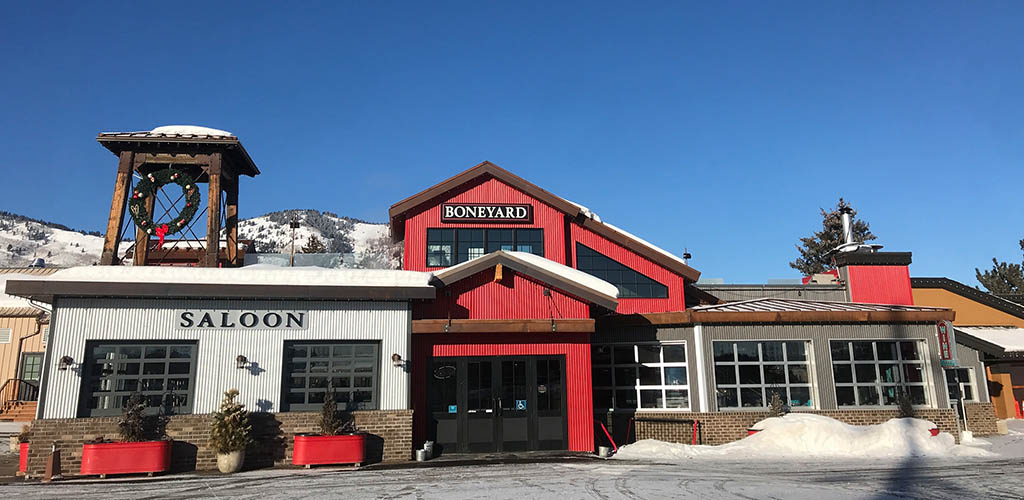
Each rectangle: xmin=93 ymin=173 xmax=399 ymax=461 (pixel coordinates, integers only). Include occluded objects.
xmin=29 ymin=258 xmax=45 ymax=268
xmin=829 ymin=207 xmax=882 ymax=256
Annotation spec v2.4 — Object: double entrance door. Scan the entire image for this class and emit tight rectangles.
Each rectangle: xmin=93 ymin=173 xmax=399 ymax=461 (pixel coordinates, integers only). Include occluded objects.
xmin=428 ymin=355 xmax=567 ymax=454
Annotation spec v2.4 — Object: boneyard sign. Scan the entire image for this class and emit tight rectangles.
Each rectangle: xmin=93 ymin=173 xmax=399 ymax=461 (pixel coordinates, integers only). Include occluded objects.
xmin=441 ymin=203 xmax=533 ymax=223
xmin=176 ymin=310 xmax=309 ymax=330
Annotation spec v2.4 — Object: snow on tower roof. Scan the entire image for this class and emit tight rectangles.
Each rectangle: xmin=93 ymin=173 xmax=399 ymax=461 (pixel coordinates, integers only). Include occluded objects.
xmin=149 ymin=125 xmax=234 ymax=137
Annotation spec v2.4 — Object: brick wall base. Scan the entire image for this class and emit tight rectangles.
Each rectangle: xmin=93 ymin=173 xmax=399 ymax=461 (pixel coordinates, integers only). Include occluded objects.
xmin=963 ymin=403 xmax=999 ymax=436
xmin=24 ymin=409 xmax=412 ymax=477
xmin=633 ymin=409 xmax=961 ymax=446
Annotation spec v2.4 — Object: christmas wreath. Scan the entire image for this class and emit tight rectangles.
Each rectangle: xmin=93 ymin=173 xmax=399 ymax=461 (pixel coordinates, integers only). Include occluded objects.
xmin=127 ymin=168 xmax=200 ymax=239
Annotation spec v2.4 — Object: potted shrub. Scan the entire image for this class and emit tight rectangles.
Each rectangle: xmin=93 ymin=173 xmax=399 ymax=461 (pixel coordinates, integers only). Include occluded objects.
xmin=210 ymin=389 xmax=251 ymax=473
xmin=16 ymin=425 xmax=29 ymax=476
xmin=292 ymin=385 xmax=365 ymax=468
xmin=748 ymin=391 xmax=787 ymax=436
xmin=80 ymin=393 xmax=172 ymax=478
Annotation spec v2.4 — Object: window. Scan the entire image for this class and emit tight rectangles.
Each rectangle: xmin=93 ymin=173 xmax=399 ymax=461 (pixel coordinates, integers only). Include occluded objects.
xmin=830 ymin=340 xmax=929 ymax=407
xmin=284 ymin=342 xmax=380 ymax=411
xmin=592 ymin=343 xmax=689 ymax=410
xmin=426 ymin=228 xmax=544 ymax=267
xmin=79 ymin=342 xmax=197 ymax=417
xmin=945 ymin=367 xmax=977 ymax=402
xmin=713 ymin=341 xmax=813 ymax=409
xmin=575 ymin=244 xmax=668 ymax=298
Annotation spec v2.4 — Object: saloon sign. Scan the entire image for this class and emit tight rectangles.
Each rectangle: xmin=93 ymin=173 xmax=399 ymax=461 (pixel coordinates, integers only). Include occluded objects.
xmin=176 ymin=309 xmax=309 ymax=330
xmin=441 ymin=203 xmax=533 ymax=223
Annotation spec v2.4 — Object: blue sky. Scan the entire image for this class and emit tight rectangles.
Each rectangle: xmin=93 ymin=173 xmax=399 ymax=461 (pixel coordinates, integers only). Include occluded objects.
xmin=2 ymin=2 xmax=1022 ymax=285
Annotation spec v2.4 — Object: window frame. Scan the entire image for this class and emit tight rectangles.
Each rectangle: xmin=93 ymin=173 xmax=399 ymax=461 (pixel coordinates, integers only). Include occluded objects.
xmin=281 ymin=340 xmax=382 ymax=412
xmin=77 ymin=340 xmax=199 ymax=418
xmin=712 ymin=340 xmax=816 ymax=411
xmin=829 ymin=339 xmax=932 ymax=409
xmin=592 ymin=342 xmax=691 ymax=412
xmin=426 ymin=227 xmax=545 ymax=267
xmin=575 ymin=243 xmax=669 ymax=299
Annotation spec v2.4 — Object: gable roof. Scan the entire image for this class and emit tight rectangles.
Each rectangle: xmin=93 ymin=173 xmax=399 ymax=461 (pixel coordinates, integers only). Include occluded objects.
xmin=388 ymin=161 xmax=701 ymax=282
xmin=432 ymin=250 xmax=619 ymax=311
xmin=911 ymin=277 xmax=1024 ymax=320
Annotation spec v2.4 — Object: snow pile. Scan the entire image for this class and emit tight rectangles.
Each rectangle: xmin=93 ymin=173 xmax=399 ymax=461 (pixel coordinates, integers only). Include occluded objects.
xmin=614 ymin=414 xmax=993 ymax=462
xmin=150 ymin=125 xmax=234 ymax=137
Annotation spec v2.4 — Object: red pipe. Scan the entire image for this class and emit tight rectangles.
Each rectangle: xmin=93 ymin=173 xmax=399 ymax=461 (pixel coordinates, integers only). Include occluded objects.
xmin=692 ymin=421 xmax=698 ymax=445
xmin=626 ymin=417 xmax=634 ymax=443
xmin=598 ymin=421 xmax=617 ymax=452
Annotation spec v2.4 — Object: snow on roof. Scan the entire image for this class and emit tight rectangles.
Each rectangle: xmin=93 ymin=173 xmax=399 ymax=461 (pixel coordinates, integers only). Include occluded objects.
xmin=565 ymin=199 xmax=693 ymax=270
xmin=564 ymin=199 xmax=602 ymax=223
xmin=955 ymin=326 xmax=1024 ymax=353
xmin=0 ymin=274 xmax=40 ymax=308
xmin=23 ymin=265 xmax=433 ymax=289
xmin=692 ymin=297 xmax=949 ymax=313
xmin=502 ymin=251 xmax=619 ymax=299
xmin=149 ymin=125 xmax=234 ymax=137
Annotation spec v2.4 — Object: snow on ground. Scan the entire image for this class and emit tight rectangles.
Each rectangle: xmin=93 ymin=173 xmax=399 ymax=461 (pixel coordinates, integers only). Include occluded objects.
xmin=614 ymin=414 xmax=993 ymax=462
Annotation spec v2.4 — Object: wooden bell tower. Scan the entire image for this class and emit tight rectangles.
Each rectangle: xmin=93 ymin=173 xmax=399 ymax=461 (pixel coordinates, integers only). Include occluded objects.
xmin=96 ymin=128 xmax=261 ymax=267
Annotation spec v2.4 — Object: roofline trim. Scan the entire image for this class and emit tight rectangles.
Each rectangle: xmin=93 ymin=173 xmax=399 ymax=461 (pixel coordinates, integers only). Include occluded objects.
xmin=599 ymin=309 xmax=955 ymax=327
xmin=911 ymin=277 xmax=1024 ymax=320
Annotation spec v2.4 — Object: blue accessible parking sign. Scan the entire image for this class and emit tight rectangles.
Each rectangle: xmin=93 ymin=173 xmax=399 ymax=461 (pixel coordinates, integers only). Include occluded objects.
xmin=515 ymin=399 xmax=527 ymax=410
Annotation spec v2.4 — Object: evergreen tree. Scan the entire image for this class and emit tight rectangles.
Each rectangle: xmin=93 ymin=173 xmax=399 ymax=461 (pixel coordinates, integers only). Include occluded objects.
xmin=301 ymin=235 xmax=327 ymax=254
xmin=789 ymin=198 xmax=876 ymax=275
xmin=975 ymin=239 xmax=1024 ymax=294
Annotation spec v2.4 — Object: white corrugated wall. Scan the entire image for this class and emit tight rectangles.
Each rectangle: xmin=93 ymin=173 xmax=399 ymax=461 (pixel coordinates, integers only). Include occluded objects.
xmin=41 ymin=298 xmax=412 ymax=419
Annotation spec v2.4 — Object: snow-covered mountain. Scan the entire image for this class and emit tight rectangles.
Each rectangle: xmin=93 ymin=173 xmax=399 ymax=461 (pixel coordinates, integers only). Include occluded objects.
xmin=0 ymin=209 xmax=401 ymax=269
xmin=0 ymin=211 xmax=104 ymax=267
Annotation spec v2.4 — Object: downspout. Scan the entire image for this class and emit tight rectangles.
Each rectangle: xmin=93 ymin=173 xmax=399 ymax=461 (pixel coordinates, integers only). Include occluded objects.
xmin=694 ymin=323 xmax=709 ymax=413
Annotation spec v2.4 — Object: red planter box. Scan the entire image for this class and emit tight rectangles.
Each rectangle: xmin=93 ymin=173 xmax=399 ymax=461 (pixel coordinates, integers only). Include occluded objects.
xmin=747 ymin=429 xmax=760 ymax=436
xmin=18 ymin=443 xmax=28 ymax=474
xmin=292 ymin=434 xmax=365 ymax=467
xmin=80 ymin=440 xmax=172 ymax=476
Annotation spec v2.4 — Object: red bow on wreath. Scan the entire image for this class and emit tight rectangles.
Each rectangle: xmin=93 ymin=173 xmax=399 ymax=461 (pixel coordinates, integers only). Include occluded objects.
xmin=155 ymin=224 xmax=169 ymax=250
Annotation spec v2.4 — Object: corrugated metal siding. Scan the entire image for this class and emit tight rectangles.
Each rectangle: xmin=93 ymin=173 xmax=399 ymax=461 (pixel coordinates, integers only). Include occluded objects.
xmin=403 ymin=177 xmax=568 ymax=271
xmin=700 ymin=323 xmax=949 ymax=411
xmin=698 ymin=286 xmax=848 ymax=303
xmin=0 ymin=316 xmax=44 ymax=385
xmin=570 ymin=224 xmax=685 ymax=313
xmin=411 ymin=333 xmax=594 ymax=452
xmin=955 ymin=344 xmax=990 ymax=402
xmin=846 ymin=265 xmax=914 ymax=305
xmin=41 ymin=298 xmax=412 ymax=418
xmin=413 ymin=269 xmax=589 ymax=320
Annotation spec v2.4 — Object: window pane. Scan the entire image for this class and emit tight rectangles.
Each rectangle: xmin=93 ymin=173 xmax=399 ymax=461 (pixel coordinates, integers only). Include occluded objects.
xmin=639 ymin=366 xmax=662 ymax=386
xmin=713 ymin=342 xmax=735 ymax=362
xmin=592 ymin=345 xmax=612 ymax=365
xmin=143 ymin=362 xmax=165 ymax=375
xmin=787 ymin=365 xmax=809 ymax=384
xmin=852 ymin=342 xmax=875 ymax=361
xmin=830 ymin=341 xmax=850 ymax=361
xmin=789 ymin=387 xmax=811 ymax=407
xmin=857 ymin=386 xmax=879 ymax=405
xmin=738 ymin=365 xmax=761 ymax=385
xmin=855 ymin=364 xmax=877 ymax=383
xmin=879 ymin=364 xmax=900 ymax=383
xmin=836 ymin=387 xmax=856 ymax=406
xmin=962 ymin=385 xmax=974 ymax=401
xmin=785 ymin=341 xmax=807 ymax=361
xmin=740 ymin=388 xmax=763 ymax=407
xmin=614 ymin=367 xmax=637 ymax=385
xmin=639 ymin=390 xmax=662 ymax=409
xmin=594 ymin=389 xmax=613 ymax=408
xmin=834 ymin=364 xmax=853 ymax=384
xmin=908 ymin=386 xmax=926 ymax=404
xmin=665 ymin=390 xmax=689 ymax=409
xmin=663 ymin=345 xmax=686 ymax=363
xmin=144 ymin=347 xmax=166 ymax=359
xmin=615 ymin=389 xmax=637 ymax=409
xmin=762 ymin=342 xmax=784 ymax=362
xmin=764 ymin=365 xmax=785 ymax=385
xmin=613 ymin=346 xmax=635 ymax=364
xmin=876 ymin=342 xmax=898 ymax=360
xmin=900 ymin=342 xmax=921 ymax=360
xmin=715 ymin=365 xmax=736 ymax=385
xmin=664 ymin=367 xmax=687 ymax=386
xmin=593 ymin=366 xmax=613 ymax=386
xmin=637 ymin=345 xmax=661 ymax=363
xmin=736 ymin=342 xmax=759 ymax=362
xmin=717 ymin=388 xmax=738 ymax=408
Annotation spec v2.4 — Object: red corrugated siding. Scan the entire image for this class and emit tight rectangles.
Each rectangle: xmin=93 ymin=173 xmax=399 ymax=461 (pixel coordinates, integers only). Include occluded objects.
xmin=403 ymin=177 xmax=567 ymax=271
xmin=413 ymin=269 xmax=590 ymax=320
xmin=412 ymin=333 xmax=594 ymax=452
xmin=846 ymin=265 xmax=914 ymax=305
xmin=570 ymin=224 xmax=685 ymax=313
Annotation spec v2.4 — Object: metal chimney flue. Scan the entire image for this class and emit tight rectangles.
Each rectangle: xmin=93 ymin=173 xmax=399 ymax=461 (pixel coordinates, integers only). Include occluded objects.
xmin=839 ymin=207 xmax=854 ymax=246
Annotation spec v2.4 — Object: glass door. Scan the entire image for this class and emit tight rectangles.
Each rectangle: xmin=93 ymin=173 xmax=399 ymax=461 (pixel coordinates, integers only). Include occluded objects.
xmin=18 ymin=352 xmax=43 ymax=401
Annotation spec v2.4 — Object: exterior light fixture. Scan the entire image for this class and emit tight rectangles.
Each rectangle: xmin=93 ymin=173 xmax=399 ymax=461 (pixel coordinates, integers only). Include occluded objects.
xmin=236 ymin=355 xmax=249 ymax=369
xmin=391 ymin=353 xmax=406 ymax=367
xmin=58 ymin=355 xmax=74 ymax=370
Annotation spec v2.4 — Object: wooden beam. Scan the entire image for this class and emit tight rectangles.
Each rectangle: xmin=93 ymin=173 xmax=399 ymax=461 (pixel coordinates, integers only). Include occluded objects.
xmin=412 ymin=319 xmax=595 ymax=334
xmin=225 ymin=179 xmax=239 ymax=266
xmin=100 ymin=151 xmax=134 ymax=265
xmin=204 ymin=153 xmax=222 ymax=267
xmin=133 ymin=194 xmax=155 ymax=266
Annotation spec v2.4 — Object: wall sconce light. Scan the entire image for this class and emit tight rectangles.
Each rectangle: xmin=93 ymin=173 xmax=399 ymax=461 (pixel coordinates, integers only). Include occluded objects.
xmin=391 ymin=353 xmax=406 ymax=368
xmin=236 ymin=355 xmax=249 ymax=369
xmin=58 ymin=355 xmax=74 ymax=371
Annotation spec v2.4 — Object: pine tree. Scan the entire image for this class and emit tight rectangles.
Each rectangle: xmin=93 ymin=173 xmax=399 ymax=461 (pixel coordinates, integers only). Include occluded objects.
xmin=975 ymin=239 xmax=1024 ymax=294
xmin=301 ymin=235 xmax=327 ymax=254
xmin=210 ymin=389 xmax=251 ymax=454
xmin=789 ymin=198 xmax=876 ymax=276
